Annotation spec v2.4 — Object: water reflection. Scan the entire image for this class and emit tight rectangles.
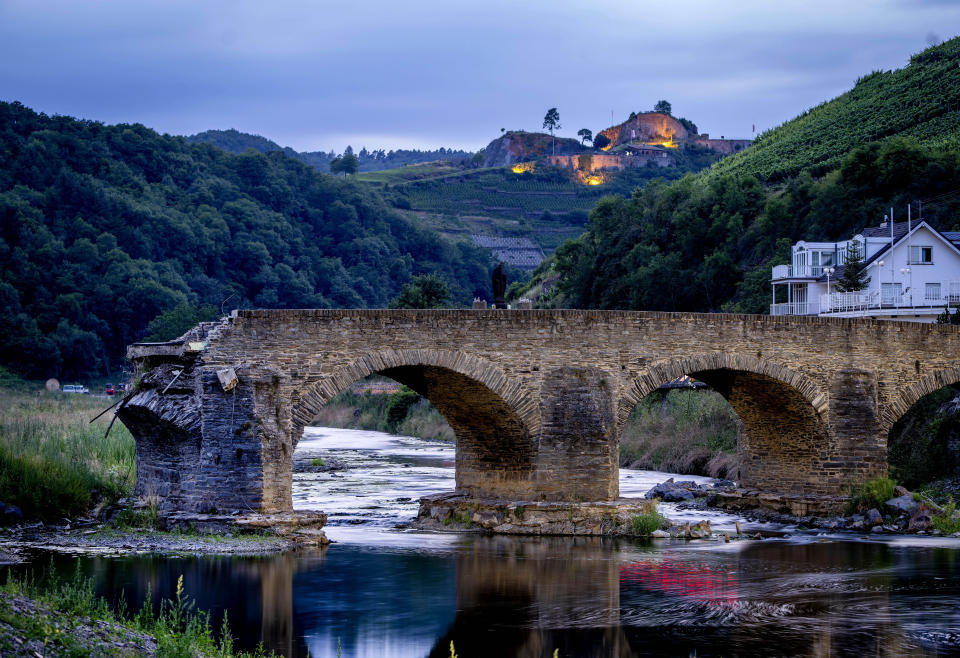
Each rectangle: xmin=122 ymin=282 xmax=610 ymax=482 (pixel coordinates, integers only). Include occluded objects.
xmin=20 ymin=534 xmax=960 ymax=657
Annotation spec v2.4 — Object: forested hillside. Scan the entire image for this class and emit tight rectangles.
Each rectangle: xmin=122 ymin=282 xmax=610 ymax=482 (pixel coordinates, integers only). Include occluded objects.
xmin=187 ymin=129 xmax=473 ymax=173
xmin=0 ymin=102 xmax=492 ymax=380
xmin=527 ymin=37 xmax=960 ymax=313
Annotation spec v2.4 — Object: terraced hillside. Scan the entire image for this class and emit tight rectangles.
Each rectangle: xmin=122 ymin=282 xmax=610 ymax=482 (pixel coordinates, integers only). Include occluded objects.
xmin=708 ymin=36 xmax=960 ymax=182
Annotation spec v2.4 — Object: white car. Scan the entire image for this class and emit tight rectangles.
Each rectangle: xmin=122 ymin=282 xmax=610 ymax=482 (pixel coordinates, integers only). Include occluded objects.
xmin=62 ymin=384 xmax=89 ymax=394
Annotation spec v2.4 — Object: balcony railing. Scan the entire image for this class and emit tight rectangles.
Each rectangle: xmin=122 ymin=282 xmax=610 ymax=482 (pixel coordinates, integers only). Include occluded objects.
xmin=771 ymin=264 xmax=826 ymax=279
xmin=770 ymin=301 xmax=820 ymax=316
xmin=819 ymin=282 xmax=960 ymax=315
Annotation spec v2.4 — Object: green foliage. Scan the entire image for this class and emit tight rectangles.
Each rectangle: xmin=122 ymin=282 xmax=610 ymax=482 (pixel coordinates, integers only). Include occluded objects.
xmin=385 ymin=386 xmax=421 ymax=433
xmin=619 ymin=389 xmax=740 ymax=478
xmin=577 ymin=128 xmax=593 ymax=145
xmin=546 ymin=138 xmax=960 ymax=313
xmin=0 ymin=101 xmax=493 ymax=379
xmin=708 ymin=37 xmax=960 ymax=182
xmin=888 ymin=387 xmax=960 ymax=487
xmin=309 ymin=457 xmax=326 ymax=467
xmin=629 ymin=501 xmax=667 ymax=535
xmin=330 ymin=152 xmax=359 ymax=176
xmin=542 ymin=107 xmax=561 ymax=135
xmin=653 ymin=100 xmax=672 ymax=115
xmin=936 ymin=305 xmax=960 ymax=325
xmin=848 ymin=477 xmax=897 ymax=513
xmin=145 ymin=302 xmax=219 ymax=342
xmin=835 ymin=240 xmax=868 ymax=292
xmin=932 ymin=499 xmax=960 ymax=534
xmin=592 ymin=133 xmax=611 ymax=150
xmin=0 ymin=386 xmax=134 ymax=520
xmin=388 ymin=273 xmax=450 ymax=309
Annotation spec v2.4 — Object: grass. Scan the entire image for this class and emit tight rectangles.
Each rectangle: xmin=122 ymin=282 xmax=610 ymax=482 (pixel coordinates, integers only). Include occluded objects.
xmin=619 ymin=389 xmax=740 ymax=478
xmin=1 ymin=565 xmax=275 ymax=657
xmin=847 ymin=477 xmax=898 ymax=514
xmin=309 ymin=457 xmax=326 ymax=468
xmin=0 ymin=384 xmax=135 ymax=520
xmin=629 ymin=501 xmax=667 ymax=536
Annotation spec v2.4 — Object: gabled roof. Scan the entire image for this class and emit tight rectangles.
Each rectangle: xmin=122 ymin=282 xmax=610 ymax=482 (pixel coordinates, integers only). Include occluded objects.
xmin=815 ymin=220 xmax=960 ymax=282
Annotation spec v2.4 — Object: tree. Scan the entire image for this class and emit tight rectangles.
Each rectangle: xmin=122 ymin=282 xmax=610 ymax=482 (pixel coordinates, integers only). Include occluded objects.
xmin=542 ymin=107 xmax=561 ymax=155
xmin=593 ymin=133 xmax=611 ymax=150
xmin=835 ymin=241 xmax=869 ymax=292
xmin=330 ymin=152 xmax=358 ymax=176
xmin=653 ymin=100 xmax=672 ymax=115
xmin=628 ymin=111 xmax=637 ymax=120
xmin=388 ymin=273 xmax=451 ymax=309
xmin=577 ymin=128 xmax=593 ymax=145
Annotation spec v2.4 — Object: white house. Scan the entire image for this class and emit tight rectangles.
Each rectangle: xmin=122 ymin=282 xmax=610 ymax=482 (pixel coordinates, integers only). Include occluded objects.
xmin=770 ymin=219 xmax=960 ymax=322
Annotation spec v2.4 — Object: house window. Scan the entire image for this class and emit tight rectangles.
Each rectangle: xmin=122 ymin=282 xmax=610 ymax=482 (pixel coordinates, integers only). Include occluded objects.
xmin=909 ymin=246 xmax=933 ymax=264
xmin=882 ymin=282 xmax=903 ymax=304
xmin=926 ymin=283 xmax=942 ymax=301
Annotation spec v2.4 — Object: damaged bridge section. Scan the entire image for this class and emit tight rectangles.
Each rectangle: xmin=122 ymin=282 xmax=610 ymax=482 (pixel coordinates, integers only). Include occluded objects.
xmin=121 ymin=319 xmax=266 ymax=513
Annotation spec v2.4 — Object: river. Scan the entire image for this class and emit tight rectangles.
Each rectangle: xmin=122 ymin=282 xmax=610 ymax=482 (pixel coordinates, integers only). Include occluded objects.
xmin=18 ymin=427 xmax=960 ymax=656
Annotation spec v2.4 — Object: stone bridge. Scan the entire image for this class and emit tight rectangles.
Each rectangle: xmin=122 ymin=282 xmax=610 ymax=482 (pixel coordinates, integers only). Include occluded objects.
xmin=120 ymin=309 xmax=960 ymax=514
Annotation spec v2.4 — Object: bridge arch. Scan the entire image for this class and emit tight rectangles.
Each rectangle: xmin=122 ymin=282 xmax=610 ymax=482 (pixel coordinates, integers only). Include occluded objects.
xmin=883 ymin=366 xmax=960 ymax=431
xmin=290 ymin=349 xmax=541 ymax=499
xmin=621 ymin=353 xmax=833 ymax=495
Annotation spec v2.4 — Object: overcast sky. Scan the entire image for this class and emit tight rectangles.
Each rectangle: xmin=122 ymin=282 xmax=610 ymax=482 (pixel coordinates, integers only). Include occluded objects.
xmin=1 ymin=1 xmax=957 ymax=153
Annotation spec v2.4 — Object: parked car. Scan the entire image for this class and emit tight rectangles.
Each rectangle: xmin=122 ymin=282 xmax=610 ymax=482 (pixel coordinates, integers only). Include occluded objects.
xmin=105 ymin=383 xmax=116 ymax=396
xmin=63 ymin=384 xmax=89 ymax=394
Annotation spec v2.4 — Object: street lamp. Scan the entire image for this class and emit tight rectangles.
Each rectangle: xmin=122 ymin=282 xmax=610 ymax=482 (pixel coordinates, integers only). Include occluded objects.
xmin=900 ymin=267 xmax=911 ymax=307
xmin=824 ymin=266 xmax=835 ymax=313
xmin=876 ymin=260 xmax=885 ymax=306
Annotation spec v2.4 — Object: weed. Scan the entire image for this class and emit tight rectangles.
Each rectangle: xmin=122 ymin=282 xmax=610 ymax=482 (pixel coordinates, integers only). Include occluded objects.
xmin=629 ymin=502 xmax=667 ymax=536
xmin=309 ymin=457 xmax=326 ymax=468
xmin=847 ymin=477 xmax=897 ymax=513
xmin=933 ymin=499 xmax=960 ymax=534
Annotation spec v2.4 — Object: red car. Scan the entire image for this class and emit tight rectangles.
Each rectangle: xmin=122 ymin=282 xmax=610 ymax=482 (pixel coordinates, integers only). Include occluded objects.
xmin=105 ymin=384 xmax=116 ymax=396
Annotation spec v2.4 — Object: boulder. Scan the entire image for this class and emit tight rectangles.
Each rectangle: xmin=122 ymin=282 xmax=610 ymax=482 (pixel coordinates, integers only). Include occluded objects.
xmin=712 ymin=479 xmax=736 ymax=490
xmin=645 ymin=479 xmax=695 ymax=502
xmin=884 ymin=495 xmax=918 ymax=516
xmin=894 ymin=485 xmax=910 ymax=497
xmin=865 ymin=508 xmax=883 ymax=526
xmin=908 ymin=507 xmax=934 ymax=532
xmin=689 ymin=520 xmax=712 ymax=539
xmin=0 ymin=503 xmax=21 ymax=525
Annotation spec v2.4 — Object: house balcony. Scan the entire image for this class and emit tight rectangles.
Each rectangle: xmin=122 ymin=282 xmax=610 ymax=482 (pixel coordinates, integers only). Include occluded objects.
xmin=771 ymin=264 xmax=826 ymax=280
xmin=817 ymin=283 xmax=960 ymax=320
xmin=770 ymin=301 xmax=820 ymax=316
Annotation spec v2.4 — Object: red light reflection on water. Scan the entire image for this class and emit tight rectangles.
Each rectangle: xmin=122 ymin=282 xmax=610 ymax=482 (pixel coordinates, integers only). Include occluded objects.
xmin=620 ymin=559 xmax=739 ymax=606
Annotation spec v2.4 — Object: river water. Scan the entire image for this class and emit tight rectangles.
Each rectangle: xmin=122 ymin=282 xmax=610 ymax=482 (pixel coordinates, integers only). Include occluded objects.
xmin=19 ymin=427 xmax=960 ymax=656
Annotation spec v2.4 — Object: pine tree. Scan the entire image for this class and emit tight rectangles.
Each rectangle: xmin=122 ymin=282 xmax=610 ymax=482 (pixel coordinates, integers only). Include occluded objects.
xmin=836 ymin=241 xmax=869 ymax=292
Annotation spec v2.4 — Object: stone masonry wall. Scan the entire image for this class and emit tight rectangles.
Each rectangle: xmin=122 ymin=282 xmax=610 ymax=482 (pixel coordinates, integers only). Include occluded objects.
xmin=124 ymin=310 xmax=960 ymax=513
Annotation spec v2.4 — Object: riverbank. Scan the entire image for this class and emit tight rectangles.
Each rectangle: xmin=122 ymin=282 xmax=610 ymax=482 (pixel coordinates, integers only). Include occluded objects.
xmin=0 ymin=565 xmax=281 ymax=657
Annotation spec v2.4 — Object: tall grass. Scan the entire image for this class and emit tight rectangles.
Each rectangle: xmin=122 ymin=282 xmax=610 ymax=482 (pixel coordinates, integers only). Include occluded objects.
xmin=0 ymin=385 xmax=135 ymax=519
xmin=619 ymin=389 xmax=740 ymax=478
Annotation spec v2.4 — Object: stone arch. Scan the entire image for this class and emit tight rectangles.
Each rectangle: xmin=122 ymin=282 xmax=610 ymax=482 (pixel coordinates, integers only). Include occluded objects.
xmin=882 ymin=366 xmax=960 ymax=431
xmin=619 ymin=352 xmax=828 ymax=430
xmin=291 ymin=349 xmax=541 ymax=499
xmin=621 ymin=353 xmax=834 ymax=495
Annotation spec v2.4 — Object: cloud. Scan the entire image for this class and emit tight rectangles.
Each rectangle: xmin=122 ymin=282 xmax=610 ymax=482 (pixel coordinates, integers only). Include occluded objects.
xmin=0 ymin=1 xmax=957 ymax=151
